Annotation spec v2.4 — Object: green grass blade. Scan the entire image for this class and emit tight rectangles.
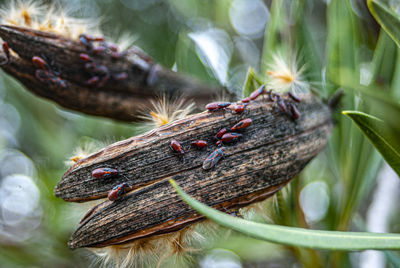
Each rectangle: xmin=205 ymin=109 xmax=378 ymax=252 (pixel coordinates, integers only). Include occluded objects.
xmin=170 ymin=179 xmax=400 ymax=250
xmin=368 ymin=0 xmax=400 ymax=47
xmin=343 ymin=111 xmax=400 ymax=177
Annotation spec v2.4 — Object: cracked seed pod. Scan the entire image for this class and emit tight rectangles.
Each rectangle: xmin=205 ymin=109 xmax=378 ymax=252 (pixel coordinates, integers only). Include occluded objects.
xmin=54 ymin=93 xmax=333 ymax=249
xmin=0 ymin=25 xmax=232 ymax=121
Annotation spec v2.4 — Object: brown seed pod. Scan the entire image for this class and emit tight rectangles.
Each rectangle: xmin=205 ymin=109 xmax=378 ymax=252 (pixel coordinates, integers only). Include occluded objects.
xmin=0 ymin=25 xmax=233 ymax=122
xmin=55 ymin=93 xmax=333 ymax=249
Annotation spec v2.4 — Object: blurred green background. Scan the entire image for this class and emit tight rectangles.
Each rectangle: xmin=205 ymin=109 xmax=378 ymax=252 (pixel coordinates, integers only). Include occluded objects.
xmin=0 ymin=0 xmax=400 ymax=267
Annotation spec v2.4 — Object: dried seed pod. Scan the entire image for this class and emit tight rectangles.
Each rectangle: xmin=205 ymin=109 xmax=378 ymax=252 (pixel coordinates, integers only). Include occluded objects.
xmin=55 ymin=93 xmax=333 ymax=249
xmin=0 ymin=25 xmax=233 ymax=122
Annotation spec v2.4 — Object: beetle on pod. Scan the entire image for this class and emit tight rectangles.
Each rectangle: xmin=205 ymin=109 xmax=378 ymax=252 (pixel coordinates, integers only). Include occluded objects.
xmin=191 ymin=140 xmax=208 ymax=149
xmin=202 ymin=147 xmax=226 ymax=170
xmin=220 ymin=133 xmax=243 ymax=144
xmin=231 ymin=118 xmax=252 ymax=131
xmin=249 ymin=85 xmax=266 ymax=100
xmin=206 ymin=102 xmax=231 ymax=111
xmin=170 ymin=140 xmax=184 ymax=156
xmin=108 ymin=183 xmax=130 ymax=201
xmin=92 ymin=167 xmax=119 ymax=179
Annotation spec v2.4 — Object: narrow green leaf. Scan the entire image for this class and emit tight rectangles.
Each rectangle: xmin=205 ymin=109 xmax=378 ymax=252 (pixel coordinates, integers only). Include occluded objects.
xmin=343 ymin=111 xmax=400 ymax=177
xmin=260 ymin=0 xmax=284 ymax=74
xmin=242 ymin=67 xmax=263 ymax=98
xmin=368 ymin=0 xmax=400 ymax=47
xmin=242 ymin=67 xmax=255 ymax=98
xmin=170 ymin=179 xmax=400 ymax=250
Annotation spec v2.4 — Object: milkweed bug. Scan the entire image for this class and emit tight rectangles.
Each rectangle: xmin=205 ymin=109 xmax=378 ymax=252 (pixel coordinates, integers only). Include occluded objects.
xmin=249 ymin=85 xmax=265 ymax=100
xmin=276 ymin=96 xmax=287 ymax=113
xmin=111 ymin=51 xmax=125 ymax=59
xmin=32 ymin=56 xmax=49 ymax=70
xmin=35 ymin=70 xmax=67 ymax=89
xmin=288 ymin=92 xmax=301 ymax=103
xmin=170 ymin=140 xmax=184 ymax=155
xmin=288 ymin=102 xmax=300 ymax=120
xmin=267 ymin=89 xmax=277 ymax=102
xmin=86 ymin=76 xmax=100 ymax=86
xmin=84 ymin=62 xmax=110 ymax=87
xmin=108 ymin=183 xmax=130 ymax=201
xmin=214 ymin=128 xmax=228 ymax=140
xmin=79 ymin=34 xmax=104 ymax=50
xmin=79 ymin=53 xmax=92 ymax=61
xmin=233 ymin=103 xmax=247 ymax=114
xmin=92 ymin=167 xmax=119 ymax=179
xmin=220 ymin=133 xmax=243 ymax=144
xmin=241 ymin=97 xmax=250 ymax=103
xmin=206 ymin=102 xmax=231 ymax=111
xmin=191 ymin=140 xmax=208 ymax=149
xmin=80 ymin=34 xmax=105 ymax=42
xmin=108 ymin=43 xmax=119 ymax=52
xmin=93 ymin=46 xmax=107 ymax=54
xmin=0 ymin=42 xmax=10 ymax=65
xmin=231 ymin=118 xmax=252 ymax=131
xmin=203 ymin=147 xmax=226 ymax=170
xmin=113 ymin=72 xmax=128 ymax=81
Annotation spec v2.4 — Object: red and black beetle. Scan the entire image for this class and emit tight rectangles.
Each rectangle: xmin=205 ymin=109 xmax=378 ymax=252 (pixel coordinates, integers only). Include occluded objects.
xmin=249 ymin=85 xmax=266 ymax=100
xmin=191 ymin=140 xmax=208 ymax=149
xmin=108 ymin=183 xmax=130 ymax=201
xmin=214 ymin=128 xmax=228 ymax=140
xmin=233 ymin=103 xmax=247 ymax=114
xmin=170 ymin=140 xmax=184 ymax=155
xmin=92 ymin=167 xmax=119 ymax=179
xmin=231 ymin=118 xmax=252 ymax=131
xmin=203 ymin=147 xmax=226 ymax=170
xmin=288 ymin=102 xmax=300 ymax=120
xmin=220 ymin=133 xmax=243 ymax=144
xmin=206 ymin=102 xmax=231 ymax=111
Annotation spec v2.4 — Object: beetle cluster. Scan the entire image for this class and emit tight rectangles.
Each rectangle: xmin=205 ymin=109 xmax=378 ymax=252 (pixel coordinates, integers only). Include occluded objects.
xmin=91 ymin=85 xmax=300 ymax=202
xmin=241 ymin=85 xmax=301 ymax=120
xmin=168 ymin=115 xmax=253 ymax=170
xmin=32 ymin=55 xmax=67 ymax=89
xmin=206 ymin=101 xmax=248 ymax=114
xmin=78 ymin=34 xmax=129 ymax=87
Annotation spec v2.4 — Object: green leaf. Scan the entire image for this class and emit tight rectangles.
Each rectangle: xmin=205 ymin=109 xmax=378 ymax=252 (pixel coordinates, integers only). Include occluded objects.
xmin=260 ymin=0 xmax=284 ymax=74
xmin=170 ymin=179 xmax=400 ymax=250
xmin=343 ymin=111 xmax=400 ymax=177
xmin=242 ymin=67 xmax=256 ymax=98
xmin=242 ymin=67 xmax=263 ymax=98
xmin=368 ymin=0 xmax=400 ymax=47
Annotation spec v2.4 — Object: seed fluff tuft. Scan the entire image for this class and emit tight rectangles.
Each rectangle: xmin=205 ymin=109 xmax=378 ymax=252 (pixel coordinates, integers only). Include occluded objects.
xmin=65 ymin=139 xmax=110 ymax=167
xmin=89 ymin=221 xmax=221 ymax=268
xmin=139 ymin=96 xmax=195 ymax=130
xmin=0 ymin=0 xmax=101 ymax=39
xmin=266 ymin=53 xmax=309 ymax=95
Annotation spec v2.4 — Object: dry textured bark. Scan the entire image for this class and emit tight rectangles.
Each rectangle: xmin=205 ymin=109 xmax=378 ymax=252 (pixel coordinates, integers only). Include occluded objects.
xmin=54 ymin=93 xmax=333 ymax=249
xmin=0 ymin=25 xmax=232 ymax=121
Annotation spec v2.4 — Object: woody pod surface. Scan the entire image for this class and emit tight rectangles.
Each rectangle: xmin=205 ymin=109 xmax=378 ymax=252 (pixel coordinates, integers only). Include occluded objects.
xmin=55 ymin=93 xmax=333 ymax=249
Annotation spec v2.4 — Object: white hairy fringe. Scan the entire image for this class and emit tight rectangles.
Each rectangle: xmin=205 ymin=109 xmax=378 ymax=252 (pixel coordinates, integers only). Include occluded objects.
xmin=138 ymin=95 xmax=195 ymax=131
xmin=88 ymin=198 xmax=279 ymax=268
xmin=266 ymin=53 xmax=310 ymax=96
xmin=0 ymin=0 xmax=102 ymax=40
xmin=89 ymin=220 xmax=221 ymax=268
xmin=65 ymin=139 xmax=113 ymax=167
